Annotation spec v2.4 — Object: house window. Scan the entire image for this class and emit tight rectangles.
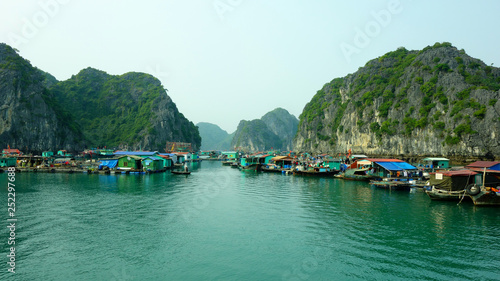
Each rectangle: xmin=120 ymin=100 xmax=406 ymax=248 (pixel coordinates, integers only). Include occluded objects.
xmin=124 ymin=161 xmax=128 ymax=167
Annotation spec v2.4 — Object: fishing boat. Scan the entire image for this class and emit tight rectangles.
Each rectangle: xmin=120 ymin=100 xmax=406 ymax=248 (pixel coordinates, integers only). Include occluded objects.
xmin=467 ymin=184 xmax=500 ymax=205
xmin=425 ymin=170 xmax=477 ymax=201
xmin=338 ymin=168 xmax=378 ymax=181
xmin=463 ymin=162 xmax=500 ymax=205
xmin=238 ymin=163 xmax=261 ymax=171
xmin=222 ymin=161 xmax=233 ymax=166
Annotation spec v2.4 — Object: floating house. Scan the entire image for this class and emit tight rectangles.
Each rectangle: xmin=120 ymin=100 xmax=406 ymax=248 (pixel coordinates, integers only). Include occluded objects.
xmin=466 ymin=161 xmax=500 ymax=172
xmin=241 ymin=154 xmax=273 ymax=167
xmin=98 ymin=159 xmax=118 ymax=170
xmin=117 ymin=155 xmax=143 ymax=170
xmin=160 ymin=153 xmax=177 ymax=164
xmin=174 ymin=153 xmax=187 ymax=164
xmin=324 ymin=158 xmax=343 ymax=170
xmin=157 ymin=155 xmax=174 ymax=169
xmin=221 ymin=151 xmax=238 ymax=160
xmin=0 ymin=157 xmax=16 ymax=167
xmin=270 ymin=156 xmax=294 ymax=169
xmin=42 ymin=151 xmax=54 ymax=158
xmin=421 ymin=157 xmax=450 ymax=169
xmin=199 ymin=151 xmax=217 ymax=159
xmin=57 ymin=150 xmax=73 ymax=157
xmin=141 ymin=156 xmax=164 ymax=172
xmin=114 ymin=151 xmax=159 ymax=157
xmin=367 ymin=158 xmax=418 ymax=178
xmin=465 ymin=161 xmax=500 ymax=187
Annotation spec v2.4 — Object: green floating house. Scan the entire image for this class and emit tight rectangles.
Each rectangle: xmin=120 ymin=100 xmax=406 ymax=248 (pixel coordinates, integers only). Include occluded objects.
xmin=221 ymin=151 xmax=238 ymax=160
xmin=141 ymin=156 xmax=164 ymax=172
xmin=157 ymin=155 xmax=174 ymax=169
xmin=42 ymin=151 xmax=54 ymax=157
xmin=0 ymin=157 xmax=16 ymax=167
xmin=117 ymin=155 xmax=143 ymax=170
xmin=421 ymin=157 xmax=450 ymax=169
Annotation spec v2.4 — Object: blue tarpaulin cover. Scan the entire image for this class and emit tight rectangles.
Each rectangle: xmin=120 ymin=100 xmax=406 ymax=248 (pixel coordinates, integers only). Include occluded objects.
xmin=98 ymin=159 xmax=118 ymax=169
xmin=376 ymin=161 xmax=416 ymax=171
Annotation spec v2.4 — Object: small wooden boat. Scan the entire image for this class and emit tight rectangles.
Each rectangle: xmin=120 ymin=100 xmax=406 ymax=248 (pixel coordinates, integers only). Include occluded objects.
xmin=239 ymin=164 xmax=261 ymax=171
xmin=340 ymin=168 xmax=378 ymax=181
xmin=171 ymin=170 xmax=191 ymax=175
xmin=425 ymin=187 xmax=468 ymax=201
xmin=222 ymin=161 xmax=233 ymax=166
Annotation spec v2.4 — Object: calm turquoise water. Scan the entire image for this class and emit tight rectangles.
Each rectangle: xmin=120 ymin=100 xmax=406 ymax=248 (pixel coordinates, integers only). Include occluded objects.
xmin=1 ymin=161 xmax=499 ymax=280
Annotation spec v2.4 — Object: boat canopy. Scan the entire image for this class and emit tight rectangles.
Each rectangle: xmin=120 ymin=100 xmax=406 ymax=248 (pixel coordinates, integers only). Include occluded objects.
xmin=429 ymin=170 xmax=477 ymax=191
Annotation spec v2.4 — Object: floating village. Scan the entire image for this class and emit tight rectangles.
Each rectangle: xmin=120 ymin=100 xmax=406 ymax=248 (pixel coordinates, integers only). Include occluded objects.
xmin=1 ymin=141 xmax=500 ymax=206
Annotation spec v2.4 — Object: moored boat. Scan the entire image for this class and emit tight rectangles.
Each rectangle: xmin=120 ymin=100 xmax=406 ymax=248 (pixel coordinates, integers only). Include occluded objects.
xmin=425 ymin=170 xmax=477 ymax=201
xmin=467 ymin=184 xmax=500 ymax=205
xmin=339 ymin=168 xmax=378 ymax=181
xmin=465 ymin=162 xmax=500 ymax=205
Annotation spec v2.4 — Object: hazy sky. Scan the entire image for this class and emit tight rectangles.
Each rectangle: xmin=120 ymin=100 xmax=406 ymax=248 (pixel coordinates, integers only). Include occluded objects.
xmin=1 ymin=0 xmax=499 ymax=133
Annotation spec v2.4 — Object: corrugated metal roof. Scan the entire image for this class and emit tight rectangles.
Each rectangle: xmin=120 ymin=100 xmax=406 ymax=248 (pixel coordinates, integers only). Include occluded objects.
xmin=467 ymin=167 xmax=500 ymax=174
xmin=117 ymin=155 xmax=143 ymax=160
xmin=466 ymin=161 xmax=500 ymax=168
xmin=431 ymin=170 xmax=477 ymax=177
xmin=142 ymin=156 xmax=163 ymax=161
xmin=366 ymin=158 xmax=404 ymax=163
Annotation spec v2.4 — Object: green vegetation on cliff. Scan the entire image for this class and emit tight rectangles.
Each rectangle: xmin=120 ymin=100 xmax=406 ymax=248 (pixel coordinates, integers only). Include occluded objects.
xmin=231 ymin=108 xmax=298 ymax=152
xmin=295 ymin=42 xmax=500 ymax=157
xmin=50 ymin=68 xmax=200 ymax=150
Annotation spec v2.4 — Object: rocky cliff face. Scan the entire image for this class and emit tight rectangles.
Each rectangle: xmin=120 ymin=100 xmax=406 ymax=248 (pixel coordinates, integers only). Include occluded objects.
xmin=0 ymin=43 xmax=84 ymax=153
xmin=0 ymin=43 xmax=200 ymax=153
xmin=261 ymin=108 xmax=299 ymax=151
xmin=197 ymin=122 xmax=233 ymax=151
xmin=50 ymin=68 xmax=201 ymax=151
xmin=231 ymin=108 xmax=298 ymax=152
xmin=294 ymin=43 xmax=500 ymax=159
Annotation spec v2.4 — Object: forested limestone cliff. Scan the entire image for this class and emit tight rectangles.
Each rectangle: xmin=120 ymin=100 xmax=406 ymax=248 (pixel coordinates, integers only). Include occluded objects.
xmin=294 ymin=43 xmax=500 ymax=159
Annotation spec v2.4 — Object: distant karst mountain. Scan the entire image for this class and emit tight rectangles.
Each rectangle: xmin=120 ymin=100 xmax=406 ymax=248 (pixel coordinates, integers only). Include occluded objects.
xmin=0 ymin=42 xmax=201 ymax=153
xmin=231 ymin=108 xmax=298 ymax=152
xmin=197 ymin=122 xmax=233 ymax=151
xmin=294 ymin=42 xmax=500 ymax=159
